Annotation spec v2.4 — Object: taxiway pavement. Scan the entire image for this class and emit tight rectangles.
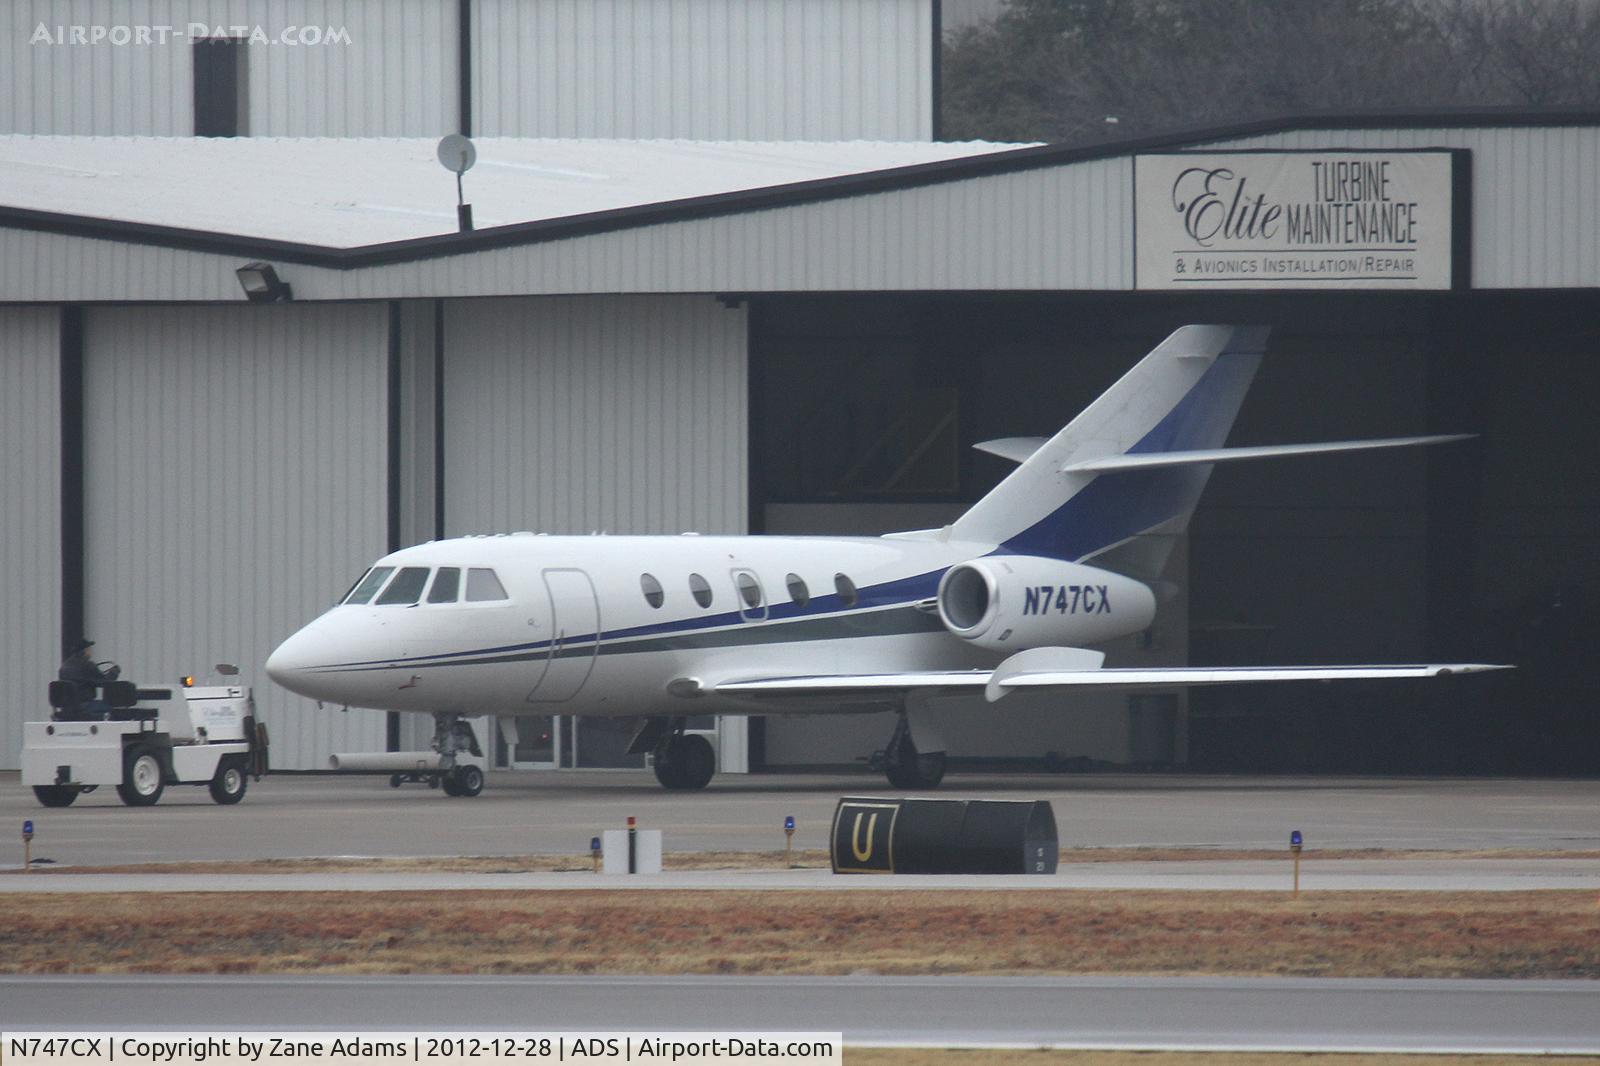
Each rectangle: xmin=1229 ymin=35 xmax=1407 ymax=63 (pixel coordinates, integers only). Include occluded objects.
xmin=3 ymin=771 xmax=1597 ymax=867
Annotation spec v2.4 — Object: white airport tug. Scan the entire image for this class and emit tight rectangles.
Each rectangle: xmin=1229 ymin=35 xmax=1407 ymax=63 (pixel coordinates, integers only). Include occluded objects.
xmin=21 ymin=667 xmax=267 ymax=808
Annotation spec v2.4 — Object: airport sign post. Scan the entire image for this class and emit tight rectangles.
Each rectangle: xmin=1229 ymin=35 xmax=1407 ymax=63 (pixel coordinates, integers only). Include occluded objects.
xmin=1290 ymin=830 xmax=1304 ymax=896
xmin=784 ymin=815 xmax=796 ymax=866
xmin=590 ymin=836 xmax=601 ymax=873
xmin=22 ymin=819 xmax=33 ymax=870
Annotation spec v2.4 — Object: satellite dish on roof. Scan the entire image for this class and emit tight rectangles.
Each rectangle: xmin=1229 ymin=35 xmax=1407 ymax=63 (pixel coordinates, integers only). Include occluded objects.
xmin=437 ymin=135 xmax=477 ymax=232
xmin=437 ymin=134 xmax=477 ymax=175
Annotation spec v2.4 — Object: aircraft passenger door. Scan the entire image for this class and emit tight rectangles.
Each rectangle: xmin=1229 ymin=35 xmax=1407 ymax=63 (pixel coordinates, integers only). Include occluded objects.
xmin=526 ymin=568 xmax=600 ymax=703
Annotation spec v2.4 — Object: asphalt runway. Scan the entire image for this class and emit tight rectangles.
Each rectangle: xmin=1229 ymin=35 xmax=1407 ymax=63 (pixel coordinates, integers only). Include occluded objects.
xmin=4 ymin=770 xmax=1598 ymax=867
xmin=2 ymin=975 xmax=1597 ymax=1054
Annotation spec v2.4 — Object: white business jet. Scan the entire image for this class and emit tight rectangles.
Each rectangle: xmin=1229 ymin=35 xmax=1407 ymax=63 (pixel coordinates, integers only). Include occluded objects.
xmin=266 ymin=325 xmax=1505 ymax=795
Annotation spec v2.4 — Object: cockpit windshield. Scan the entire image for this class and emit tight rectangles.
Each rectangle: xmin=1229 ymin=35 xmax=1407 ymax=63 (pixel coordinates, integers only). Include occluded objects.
xmin=427 ymin=567 xmax=461 ymax=603
xmin=342 ymin=564 xmax=507 ymax=606
xmin=375 ymin=566 xmax=432 ymax=605
xmin=343 ymin=567 xmax=394 ymax=605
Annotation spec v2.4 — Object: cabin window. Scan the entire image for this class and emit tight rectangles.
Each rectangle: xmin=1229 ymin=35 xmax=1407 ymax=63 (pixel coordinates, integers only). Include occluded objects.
xmin=834 ymin=573 xmax=858 ymax=608
xmin=786 ymin=573 xmax=810 ymax=608
xmin=465 ymin=568 xmax=509 ymax=602
xmin=375 ymin=566 xmax=431 ymax=605
xmin=343 ymin=567 xmax=393 ymax=605
xmin=689 ymin=573 xmax=713 ymax=608
xmin=736 ymin=571 xmax=763 ymax=610
xmin=640 ymin=573 xmax=665 ymax=609
xmin=427 ymin=567 xmax=461 ymax=603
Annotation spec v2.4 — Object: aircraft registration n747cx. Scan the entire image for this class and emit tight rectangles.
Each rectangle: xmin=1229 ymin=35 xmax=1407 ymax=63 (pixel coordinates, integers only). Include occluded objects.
xmin=266 ymin=325 xmax=1508 ymax=795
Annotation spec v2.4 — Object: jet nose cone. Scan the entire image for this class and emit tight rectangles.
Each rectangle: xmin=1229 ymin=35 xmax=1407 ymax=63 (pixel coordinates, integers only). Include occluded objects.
xmin=266 ymin=625 xmax=322 ymax=698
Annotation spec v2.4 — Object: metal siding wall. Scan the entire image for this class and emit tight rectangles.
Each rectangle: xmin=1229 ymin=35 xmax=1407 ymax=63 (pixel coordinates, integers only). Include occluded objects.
xmin=442 ymin=294 xmax=747 ymax=536
xmin=1205 ymin=126 xmax=1600 ymax=290
xmin=0 ymin=231 xmax=246 ymax=303
xmin=0 ymin=308 xmax=61 ymax=769
xmin=396 ymin=299 xmax=440 ymax=548
xmin=8 ymin=0 xmax=189 ymax=134
xmin=5 ymin=0 xmax=456 ymax=136
xmin=82 ymin=303 xmax=390 ymax=770
xmin=473 ymin=0 xmax=931 ymax=140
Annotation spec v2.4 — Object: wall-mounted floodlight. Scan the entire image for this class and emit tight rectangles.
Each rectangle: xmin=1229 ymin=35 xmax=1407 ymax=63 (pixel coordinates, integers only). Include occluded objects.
xmin=236 ymin=261 xmax=293 ymax=303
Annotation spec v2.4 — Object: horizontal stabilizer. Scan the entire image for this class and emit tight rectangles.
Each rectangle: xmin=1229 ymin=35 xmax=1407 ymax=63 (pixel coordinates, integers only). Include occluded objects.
xmin=716 ymin=660 xmax=1511 ymax=704
xmin=1062 ymin=434 xmax=1472 ymax=474
xmin=974 ymin=437 xmax=1048 ymax=464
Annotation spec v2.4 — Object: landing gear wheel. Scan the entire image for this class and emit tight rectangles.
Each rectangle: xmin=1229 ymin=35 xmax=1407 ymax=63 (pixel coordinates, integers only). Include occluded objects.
xmin=116 ymin=748 xmax=165 ymax=807
xmin=208 ymin=761 xmax=248 ymax=805
xmin=446 ymin=764 xmax=484 ymax=797
xmin=884 ymin=734 xmax=946 ymax=790
xmin=653 ymin=733 xmax=716 ymax=790
xmin=33 ymin=785 xmax=81 ymax=808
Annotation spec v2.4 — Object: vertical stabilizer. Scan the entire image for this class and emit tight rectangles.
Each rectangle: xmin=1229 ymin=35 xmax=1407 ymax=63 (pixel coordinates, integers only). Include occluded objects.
xmin=948 ymin=325 xmax=1269 ymax=573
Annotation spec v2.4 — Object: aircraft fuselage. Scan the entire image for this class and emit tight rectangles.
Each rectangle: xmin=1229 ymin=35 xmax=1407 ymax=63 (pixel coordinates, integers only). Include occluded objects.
xmin=266 ymin=533 xmax=1151 ymax=718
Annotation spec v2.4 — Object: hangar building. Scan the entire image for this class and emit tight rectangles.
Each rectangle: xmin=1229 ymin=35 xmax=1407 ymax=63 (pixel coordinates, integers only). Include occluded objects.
xmin=3 ymin=1 xmax=1596 ymax=777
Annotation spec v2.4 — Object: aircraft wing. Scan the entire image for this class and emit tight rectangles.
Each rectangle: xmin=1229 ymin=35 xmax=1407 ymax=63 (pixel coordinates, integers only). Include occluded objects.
xmin=715 ymin=658 xmax=1511 ymax=705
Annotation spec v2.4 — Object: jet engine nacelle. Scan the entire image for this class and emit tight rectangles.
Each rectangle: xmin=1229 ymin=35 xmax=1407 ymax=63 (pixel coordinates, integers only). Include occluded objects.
xmin=936 ymin=555 xmax=1157 ymax=652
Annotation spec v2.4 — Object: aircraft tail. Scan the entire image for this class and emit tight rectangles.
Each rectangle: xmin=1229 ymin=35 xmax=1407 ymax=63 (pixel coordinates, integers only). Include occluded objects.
xmin=948 ymin=324 xmax=1270 ymax=575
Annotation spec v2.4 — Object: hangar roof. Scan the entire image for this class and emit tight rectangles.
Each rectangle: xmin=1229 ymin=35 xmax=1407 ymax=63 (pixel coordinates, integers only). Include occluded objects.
xmin=0 ymin=135 xmax=1018 ymax=247
xmin=0 ymin=109 xmax=1594 ymax=301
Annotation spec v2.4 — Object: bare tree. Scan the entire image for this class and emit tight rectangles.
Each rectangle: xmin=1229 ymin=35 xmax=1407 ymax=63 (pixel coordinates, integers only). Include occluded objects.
xmin=942 ymin=0 xmax=1600 ymax=143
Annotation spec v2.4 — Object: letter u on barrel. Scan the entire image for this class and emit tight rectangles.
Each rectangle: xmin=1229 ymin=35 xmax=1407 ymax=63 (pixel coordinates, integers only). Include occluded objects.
xmin=831 ymin=799 xmax=899 ymax=873
xmin=851 ymin=812 xmax=878 ymax=862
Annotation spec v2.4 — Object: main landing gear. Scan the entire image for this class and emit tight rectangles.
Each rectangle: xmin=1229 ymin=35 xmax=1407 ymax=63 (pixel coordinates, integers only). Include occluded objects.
xmin=632 ymin=717 xmax=717 ymax=791
xmin=881 ymin=710 xmax=946 ymax=790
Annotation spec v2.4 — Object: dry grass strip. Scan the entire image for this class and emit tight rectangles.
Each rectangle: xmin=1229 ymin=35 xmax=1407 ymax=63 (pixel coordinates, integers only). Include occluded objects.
xmin=1 ymin=889 xmax=1595 ymax=978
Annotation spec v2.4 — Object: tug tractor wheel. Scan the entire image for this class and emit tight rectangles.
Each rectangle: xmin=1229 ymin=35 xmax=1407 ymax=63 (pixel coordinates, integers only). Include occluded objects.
xmin=654 ymin=734 xmax=715 ymax=791
xmin=209 ymin=760 xmax=248 ymax=805
xmin=450 ymin=764 xmax=485 ymax=797
xmin=116 ymin=748 xmax=165 ymax=807
xmin=32 ymin=785 xmax=81 ymax=808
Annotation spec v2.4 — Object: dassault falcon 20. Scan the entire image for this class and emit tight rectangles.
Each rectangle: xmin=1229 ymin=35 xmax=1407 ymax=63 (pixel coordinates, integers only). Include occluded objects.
xmin=266 ymin=325 xmax=1506 ymax=795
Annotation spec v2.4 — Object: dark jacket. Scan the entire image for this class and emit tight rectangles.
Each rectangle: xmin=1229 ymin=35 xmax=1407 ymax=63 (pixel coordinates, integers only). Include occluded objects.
xmin=58 ymin=653 xmax=118 ymax=701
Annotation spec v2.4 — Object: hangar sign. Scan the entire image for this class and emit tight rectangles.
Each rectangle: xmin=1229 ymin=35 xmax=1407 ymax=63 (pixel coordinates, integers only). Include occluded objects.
xmin=1135 ymin=150 xmax=1465 ymax=290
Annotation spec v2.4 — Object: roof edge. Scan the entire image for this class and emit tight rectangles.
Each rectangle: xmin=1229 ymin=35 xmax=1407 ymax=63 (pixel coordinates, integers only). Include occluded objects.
xmin=2 ymin=107 xmax=1596 ymax=271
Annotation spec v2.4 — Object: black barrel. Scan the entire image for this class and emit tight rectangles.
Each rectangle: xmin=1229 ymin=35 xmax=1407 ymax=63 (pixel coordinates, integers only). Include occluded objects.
xmin=830 ymin=796 xmax=1058 ymax=875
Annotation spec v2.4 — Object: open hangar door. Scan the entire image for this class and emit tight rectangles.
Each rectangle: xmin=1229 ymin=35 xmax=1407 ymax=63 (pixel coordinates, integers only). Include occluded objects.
xmin=748 ymin=291 xmax=1600 ymax=775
